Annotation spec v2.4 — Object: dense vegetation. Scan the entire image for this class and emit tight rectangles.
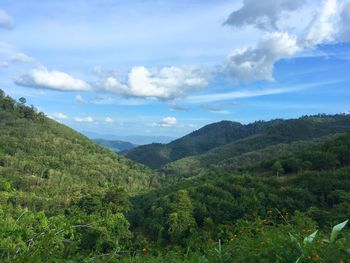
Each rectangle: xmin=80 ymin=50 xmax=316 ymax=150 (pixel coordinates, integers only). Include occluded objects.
xmin=94 ymin=138 xmax=137 ymax=153
xmin=0 ymin=89 xmax=349 ymax=262
xmin=126 ymin=115 xmax=350 ymax=173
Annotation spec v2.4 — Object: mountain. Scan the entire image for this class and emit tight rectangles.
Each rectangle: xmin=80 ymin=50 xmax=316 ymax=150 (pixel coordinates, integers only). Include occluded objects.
xmin=1 ymin=89 xmax=349 ymax=262
xmin=94 ymin=138 xmax=137 ymax=152
xmin=0 ymin=90 xmax=155 ymax=209
xmin=83 ymin=131 xmax=176 ymax=145
xmin=125 ymin=114 xmax=350 ymax=170
xmin=130 ymin=133 xmax=350 ymax=258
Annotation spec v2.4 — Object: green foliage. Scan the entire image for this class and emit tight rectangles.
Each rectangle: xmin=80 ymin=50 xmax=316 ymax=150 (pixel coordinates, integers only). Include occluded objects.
xmin=168 ymin=190 xmax=196 ymax=240
xmin=272 ymin=160 xmax=285 ymax=176
xmin=1 ymin=89 xmax=350 ymax=262
xmin=128 ymin=114 xmax=350 ymax=172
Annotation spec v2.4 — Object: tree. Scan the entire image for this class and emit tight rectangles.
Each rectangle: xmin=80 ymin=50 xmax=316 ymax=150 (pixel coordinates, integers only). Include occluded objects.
xmin=168 ymin=190 xmax=196 ymax=240
xmin=272 ymin=161 xmax=284 ymax=177
xmin=103 ymin=186 xmax=130 ymax=213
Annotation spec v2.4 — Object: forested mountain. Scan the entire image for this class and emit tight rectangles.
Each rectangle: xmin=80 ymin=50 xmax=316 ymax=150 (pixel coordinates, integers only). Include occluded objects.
xmin=129 ymin=133 xmax=350 ymax=262
xmin=1 ymin=89 xmax=349 ymax=262
xmin=126 ymin=115 xmax=350 ymax=172
xmin=94 ymin=138 xmax=137 ymax=152
xmin=0 ymin=89 xmax=155 ymax=208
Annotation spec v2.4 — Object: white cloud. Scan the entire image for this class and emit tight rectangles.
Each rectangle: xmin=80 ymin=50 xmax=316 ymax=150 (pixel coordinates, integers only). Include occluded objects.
xmin=305 ymin=0 xmax=338 ymax=46
xmin=336 ymin=0 xmax=350 ymax=41
xmin=224 ymin=0 xmax=305 ymax=30
xmin=187 ymin=81 xmax=335 ymax=103
xmin=16 ymin=66 xmax=92 ymax=92
xmin=0 ymin=9 xmax=13 ymax=29
xmin=97 ymin=66 xmax=208 ymax=100
xmin=74 ymin=116 xmax=94 ymax=123
xmin=223 ymin=0 xmax=350 ymax=82
xmin=48 ymin=112 xmax=68 ymax=121
xmin=104 ymin=117 xmax=114 ymax=124
xmin=153 ymin=116 xmax=177 ymax=127
xmin=75 ymin=94 xmax=86 ymax=104
xmin=11 ymin=53 xmax=34 ymax=63
xmin=227 ymin=31 xmax=300 ymax=81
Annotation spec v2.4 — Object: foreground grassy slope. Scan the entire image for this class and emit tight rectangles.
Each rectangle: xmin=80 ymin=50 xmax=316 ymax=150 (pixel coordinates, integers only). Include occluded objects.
xmin=0 ymin=90 xmax=154 ymax=210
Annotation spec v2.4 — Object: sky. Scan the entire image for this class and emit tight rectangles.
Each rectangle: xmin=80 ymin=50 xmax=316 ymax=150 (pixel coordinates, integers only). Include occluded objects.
xmin=0 ymin=0 xmax=350 ymax=139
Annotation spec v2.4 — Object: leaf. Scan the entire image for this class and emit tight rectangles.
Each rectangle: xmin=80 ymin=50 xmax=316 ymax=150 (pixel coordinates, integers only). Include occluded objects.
xmin=295 ymin=256 xmax=301 ymax=263
xmin=303 ymin=230 xmax=318 ymax=245
xmin=343 ymin=248 xmax=350 ymax=255
xmin=289 ymin=233 xmax=302 ymax=253
xmin=330 ymin=219 xmax=349 ymax=243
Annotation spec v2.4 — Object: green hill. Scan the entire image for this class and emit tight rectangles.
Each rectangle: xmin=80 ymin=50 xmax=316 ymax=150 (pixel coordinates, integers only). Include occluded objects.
xmin=126 ymin=115 xmax=350 ymax=175
xmin=129 ymin=133 xmax=350 ymax=261
xmin=1 ymin=89 xmax=349 ymax=262
xmin=0 ymin=90 xmax=154 ymax=210
xmin=125 ymin=120 xmax=271 ymax=168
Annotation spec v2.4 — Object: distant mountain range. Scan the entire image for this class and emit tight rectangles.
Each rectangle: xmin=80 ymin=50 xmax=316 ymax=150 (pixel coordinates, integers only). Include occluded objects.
xmin=125 ymin=114 xmax=350 ymax=173
xmin=82 ymin=131 xmax=176 ymax=145
xmin=93 ymin=138 xmax=137 ymax=152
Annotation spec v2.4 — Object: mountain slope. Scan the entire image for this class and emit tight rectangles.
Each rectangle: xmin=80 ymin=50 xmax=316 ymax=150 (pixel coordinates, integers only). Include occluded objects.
xmin=126 ymin=114 xmax=350 ymax=170
xmin=125 ymin=120 xmax=272 ymax=168
xmin=130 ymin=133 xmax=350 ymax=241
xmin=0 ymin=90 xmax=154 ymax=210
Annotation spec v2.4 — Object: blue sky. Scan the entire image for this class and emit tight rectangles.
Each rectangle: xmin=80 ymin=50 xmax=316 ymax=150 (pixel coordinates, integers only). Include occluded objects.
xmin=0 ymin=0 xmax=350 ymax=139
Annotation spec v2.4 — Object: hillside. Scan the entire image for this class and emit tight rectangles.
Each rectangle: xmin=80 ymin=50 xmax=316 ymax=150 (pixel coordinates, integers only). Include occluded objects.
xmin=125 ymin=120 xmax=271 ymax=168
xmin=1 ymin=90 xmax=349 ymax=262
xmin=94 ymin=138 xmax=137 ymax=152
xmin=129 ymin=133 xmax=350 ymax=261
xmin=126 ymin=115 xmax=350 ymax=172
xmin=0 ymin=90 xmax=154 ymax=210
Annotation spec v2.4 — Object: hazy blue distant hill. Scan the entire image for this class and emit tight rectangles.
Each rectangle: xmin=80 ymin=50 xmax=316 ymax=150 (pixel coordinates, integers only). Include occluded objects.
xmin=94 ymin=138 xmax=137 ymax=152
xmin=83 ymin=131 xmax=176 ymax=145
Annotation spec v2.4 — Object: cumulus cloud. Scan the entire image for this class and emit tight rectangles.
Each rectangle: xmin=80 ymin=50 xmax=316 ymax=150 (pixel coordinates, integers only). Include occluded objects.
xmin=224 ymin=0 xmax=350 ymax=82
xmin=154 ymin=116 xmax=177 ymax=127
xmin=0 ymin=9 xmax=13 ymax=29
xmin=227 ymin=31 xmax=300 ymax=81
xmin=97 ymin=66 xmax=208 ymax=100
xmin=338 ymin=1 xmax=350 ymax=41
xmin=224 ymin=0 xmax=305 ymax=30
xmin=305 ymin=0 xmax=338 ymax=46
xmin=74 ymin=116 xmax=94 ymax=123
xmin=48 ymin=112 xmax=68 ymax=121
xmin=75 ymin=94 xmax=87 ymax=104
xmin=15 ymin=67 xmax=92 ymax=92
xmin=104 ymin=117 xmax=114 ymax=124
xmin=11 ymin=53 xmax=34 ymax=63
